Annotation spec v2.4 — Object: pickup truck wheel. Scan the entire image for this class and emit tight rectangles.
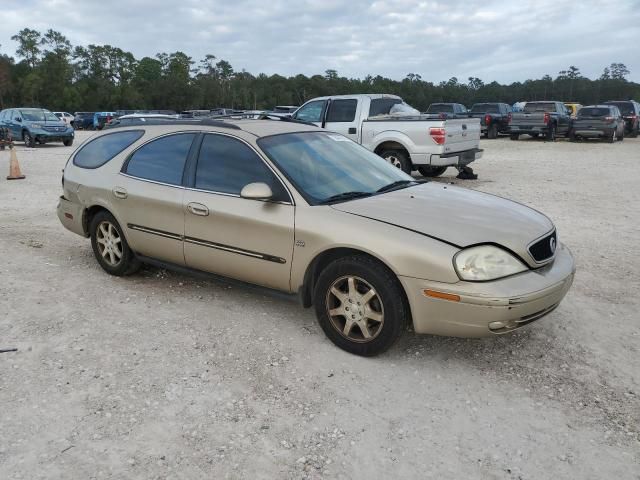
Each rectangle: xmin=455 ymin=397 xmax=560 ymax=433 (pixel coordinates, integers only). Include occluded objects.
xmin=487 ymin=123 xmax=498 ymax=139
xmin=379 ymin=150 xmax=412 ymax=174
xmin=546 ymin=124 xmax=557 ymax=142
xmin=23 ymin=130 xmax=36 ymax=148
xmin=314 ymin=255 xmax=406 ymax=356
xmin=418 ymin=166 xmax=447 ymax=177
xmin=510 ymin=134 xmax=519 ymax=141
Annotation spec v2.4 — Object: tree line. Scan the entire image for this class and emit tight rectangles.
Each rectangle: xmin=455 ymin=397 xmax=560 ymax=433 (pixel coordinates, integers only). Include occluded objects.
xmin=0 ymin=28 xmax=638 ymax=112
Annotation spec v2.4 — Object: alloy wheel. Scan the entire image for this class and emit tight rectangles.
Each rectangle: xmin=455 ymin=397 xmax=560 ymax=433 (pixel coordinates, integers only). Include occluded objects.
xmin=384 ymin=155 xmax=402 ymax=169
xmin=325 ymin=275 xmax=384 ymax=343
xmin=96 ymin=221 xmax=123 ymax=266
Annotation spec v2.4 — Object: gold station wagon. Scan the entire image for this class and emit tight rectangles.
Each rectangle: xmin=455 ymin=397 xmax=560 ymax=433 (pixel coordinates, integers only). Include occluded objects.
xmin=57 ymin=119 xmax=575 ymax=356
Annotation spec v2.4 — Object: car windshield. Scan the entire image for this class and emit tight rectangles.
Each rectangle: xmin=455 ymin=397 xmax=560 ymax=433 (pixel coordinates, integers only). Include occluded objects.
xmin=258 ymin=132 xmax=416 ymax=205
xmin=605 ymin=102 xmax=633 ymax=115
xmin=578 ymin=107 xmax=610 ymax=117
xmin=524 ymin=102 xmax=557 ymax=113
xmin=471 ymin=104 xmax=499 ymax=113
xmin=20 ymin=109 xmax=59 ymax=122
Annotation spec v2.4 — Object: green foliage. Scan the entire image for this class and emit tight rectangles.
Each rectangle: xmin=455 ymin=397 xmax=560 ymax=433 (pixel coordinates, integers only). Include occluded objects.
xmin=2 ymin=28 xmax=639 ymax=112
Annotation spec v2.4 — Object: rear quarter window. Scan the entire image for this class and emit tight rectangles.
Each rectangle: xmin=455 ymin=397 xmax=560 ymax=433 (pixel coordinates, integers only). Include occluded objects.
xmin=73 ymin=130 xmax=144 ymax=169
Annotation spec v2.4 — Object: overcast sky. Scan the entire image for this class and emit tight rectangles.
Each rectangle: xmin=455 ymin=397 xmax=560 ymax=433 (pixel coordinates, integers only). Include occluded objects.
xmin=1 ymin=0 xmax=639 ymax=83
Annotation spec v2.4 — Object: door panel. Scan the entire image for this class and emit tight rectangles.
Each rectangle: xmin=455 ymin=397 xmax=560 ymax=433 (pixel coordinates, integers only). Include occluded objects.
xmin=184 ymin=192 xmax=294 ymax=291
xmin=115 ymin=176 xmax=185 ymax=265
xmin=324 ymin=98 xmax=361 ymax=141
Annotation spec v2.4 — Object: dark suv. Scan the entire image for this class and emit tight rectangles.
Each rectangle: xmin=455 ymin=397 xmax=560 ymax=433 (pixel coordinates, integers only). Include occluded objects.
xmin=603 ymin=101 xmax=639 ymax=137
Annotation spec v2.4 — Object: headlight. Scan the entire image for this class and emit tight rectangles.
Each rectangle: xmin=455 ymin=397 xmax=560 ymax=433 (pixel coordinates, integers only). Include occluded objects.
xmin=30 ymin=122 xmax=44 ymax=128
xmin=454 ymin=245 xmax=527 ymax=281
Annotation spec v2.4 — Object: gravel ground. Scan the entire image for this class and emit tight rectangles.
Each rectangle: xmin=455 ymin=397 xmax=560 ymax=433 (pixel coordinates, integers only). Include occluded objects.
xmin=1 ymin=131 xmax=639 ymax=479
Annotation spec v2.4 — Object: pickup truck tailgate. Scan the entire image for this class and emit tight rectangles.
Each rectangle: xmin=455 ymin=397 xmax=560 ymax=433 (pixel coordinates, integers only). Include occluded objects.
xmin=442 ymin=118 xmax=481 ymax=153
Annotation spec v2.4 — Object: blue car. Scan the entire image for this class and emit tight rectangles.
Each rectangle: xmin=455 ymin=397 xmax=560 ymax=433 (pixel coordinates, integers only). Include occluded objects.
xmin=0 ymin=107 xmax=74 ymax=147
xmin=93 ymin=111 xmax=117 ymax=130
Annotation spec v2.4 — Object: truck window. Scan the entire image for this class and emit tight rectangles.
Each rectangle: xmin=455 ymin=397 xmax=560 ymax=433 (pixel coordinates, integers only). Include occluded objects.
xmin=368 ymin=98 xmax=403 ymax=117
xmin=294 ymin=100 xmax=326 ymax=123
xmin=578 ymin=107 xmax=611 ymax=117
xmin=523 ymin=102 xmax=557 ymax=113
xmin=326 ymin=99 xmax=357 ymax=122
xmin=470 ymin=104 xmax=499 ymax=113
xmin=427 ymin=104 xmax=454 ymax=113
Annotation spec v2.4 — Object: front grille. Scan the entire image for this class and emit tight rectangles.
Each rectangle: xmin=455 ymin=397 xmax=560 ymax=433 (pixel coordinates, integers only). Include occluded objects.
xmin=529 ymin=230 xmax=557 ymax=262
xmin=43 ymin=126 xmax=65 ymax=132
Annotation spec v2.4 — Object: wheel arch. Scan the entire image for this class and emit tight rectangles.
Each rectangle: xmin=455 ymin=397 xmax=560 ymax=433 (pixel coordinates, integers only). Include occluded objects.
xmin=298 ymin=247 xmax=412 ymax=324
xmin=373 ymin=140 xmax=410 ymax=157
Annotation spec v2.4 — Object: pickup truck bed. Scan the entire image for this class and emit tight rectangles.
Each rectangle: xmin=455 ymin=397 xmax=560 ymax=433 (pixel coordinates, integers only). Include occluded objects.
xmin=508 ymin=101 xmax=572 ymax=141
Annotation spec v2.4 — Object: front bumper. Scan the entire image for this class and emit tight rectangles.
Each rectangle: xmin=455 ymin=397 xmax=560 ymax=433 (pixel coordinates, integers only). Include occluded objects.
xmin=32 ymin=128 xmax=74 ymax=142
xmin=399 ymin=243 xmax=575 ymax=337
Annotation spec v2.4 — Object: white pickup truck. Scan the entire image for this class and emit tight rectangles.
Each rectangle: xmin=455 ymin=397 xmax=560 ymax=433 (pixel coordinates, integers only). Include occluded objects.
xmin=291 ymin=94 xmax=482 ymax=177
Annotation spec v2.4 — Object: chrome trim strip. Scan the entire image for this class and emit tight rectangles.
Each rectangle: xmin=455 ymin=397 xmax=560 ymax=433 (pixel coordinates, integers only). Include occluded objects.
xmin=119 ymin=172 xmax=186 ymax=189
xmin=127 ymin=224 xmax=183 ymax=241
xmin=184 ymin=236 xmax=287 ymax=264
xmin=127 ymin=223 xmax=286 ymax=264
xmin=527 ymin=228 xmax=557 ymax=265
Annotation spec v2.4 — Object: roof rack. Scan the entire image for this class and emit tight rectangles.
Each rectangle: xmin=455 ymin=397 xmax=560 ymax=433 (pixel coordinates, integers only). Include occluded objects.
xmin=104 ymin=118 xmax=242 ymax=130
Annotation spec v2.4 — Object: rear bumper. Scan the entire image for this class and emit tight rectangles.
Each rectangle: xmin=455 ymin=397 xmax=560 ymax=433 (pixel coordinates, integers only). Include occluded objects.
xmin=57 ymin=196 xmax=87 ymax=237
xmin=400 ymin=243 xmax=575 ymax=337
xmin=412 ymin=148 xmax=483 ymax=167
xmin=574 ymin=129 xmax=611 ymax=138
xmin=508 ymin=125 xmax=547 ymax=134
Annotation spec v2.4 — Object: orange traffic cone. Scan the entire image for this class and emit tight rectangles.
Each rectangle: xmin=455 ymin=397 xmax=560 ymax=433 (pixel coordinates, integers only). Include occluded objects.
xmin=6 ymin=146 xmax=25 ymax=180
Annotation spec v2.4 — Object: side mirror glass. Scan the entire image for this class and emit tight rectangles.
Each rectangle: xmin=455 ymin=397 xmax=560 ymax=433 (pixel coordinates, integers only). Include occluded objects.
xmin=240 ymin=182 xmax=273 ymax=200
xmin=15 ymin=117 xmax=22 ymax=122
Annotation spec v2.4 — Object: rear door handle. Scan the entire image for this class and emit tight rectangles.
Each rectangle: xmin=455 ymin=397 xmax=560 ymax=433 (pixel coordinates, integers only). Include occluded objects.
xmin=187 ymin=202 xmax=209 ymax=216
xmin=112 ymin=187 xmax=128 ymax=199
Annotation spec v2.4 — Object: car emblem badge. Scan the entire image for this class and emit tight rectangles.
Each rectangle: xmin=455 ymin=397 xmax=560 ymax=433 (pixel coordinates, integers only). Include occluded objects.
xmin=549 ymin=237 xmax=556 ymax=254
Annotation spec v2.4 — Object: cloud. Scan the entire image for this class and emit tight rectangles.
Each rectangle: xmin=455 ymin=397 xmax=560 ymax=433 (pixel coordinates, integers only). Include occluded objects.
xmin=1 ymin=0 xmax=638 ymax=82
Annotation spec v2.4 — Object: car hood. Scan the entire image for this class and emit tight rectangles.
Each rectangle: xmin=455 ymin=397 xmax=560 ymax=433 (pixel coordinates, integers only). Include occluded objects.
xmin=330 ymin=182 xmax=554 ymax=267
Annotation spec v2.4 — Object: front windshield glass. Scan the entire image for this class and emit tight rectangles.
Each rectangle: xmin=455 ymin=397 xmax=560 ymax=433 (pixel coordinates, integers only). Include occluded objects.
xmin=258 ymin=132 xmax=415 ymax=205
xmin=20 ymin=109 xmax=59 ymax=122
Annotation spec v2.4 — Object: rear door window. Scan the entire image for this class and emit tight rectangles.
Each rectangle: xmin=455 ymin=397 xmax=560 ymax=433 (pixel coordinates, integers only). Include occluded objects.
xmin=73 ymin=130 xmax=144 ymax=169
xmin=124 ymin=133 xmax=195 ymax=185
xmin=326 ymin=100 xmax=357 ymax=122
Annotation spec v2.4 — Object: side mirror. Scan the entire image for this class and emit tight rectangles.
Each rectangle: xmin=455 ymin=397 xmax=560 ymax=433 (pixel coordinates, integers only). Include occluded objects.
xmin=15 ymin=117 xmax=22 ymax=123
xmin=240 ymin=182 xmax=273 ymax=200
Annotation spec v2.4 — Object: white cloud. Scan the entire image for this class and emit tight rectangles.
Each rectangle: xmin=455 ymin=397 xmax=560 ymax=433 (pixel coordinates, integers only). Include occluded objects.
xmin=0 ymin=0 xmax=638 ymax=82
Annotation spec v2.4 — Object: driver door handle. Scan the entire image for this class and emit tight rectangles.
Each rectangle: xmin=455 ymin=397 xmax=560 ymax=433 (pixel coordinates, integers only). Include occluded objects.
xmin=187 ymin=202 xmax=209 ymax=216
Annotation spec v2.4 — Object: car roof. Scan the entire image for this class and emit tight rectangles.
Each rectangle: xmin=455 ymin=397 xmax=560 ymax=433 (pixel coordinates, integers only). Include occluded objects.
xmin=306 ymin=93 xmax=402 ymax=101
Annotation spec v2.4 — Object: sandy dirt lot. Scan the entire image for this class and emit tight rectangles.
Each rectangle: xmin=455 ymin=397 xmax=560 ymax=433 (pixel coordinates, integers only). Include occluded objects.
xmin=1 ymin=131 xmax=639 ymax=479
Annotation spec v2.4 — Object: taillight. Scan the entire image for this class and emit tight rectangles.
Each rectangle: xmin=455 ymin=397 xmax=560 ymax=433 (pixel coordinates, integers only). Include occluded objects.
xmin=543 ymin=112 xmax=550 ymax=124
xmin=507 ymin=112 xmax=512 ymax=124
xmin=484 ymin=114 xmax=491 ymax=125
xmin=430 ymin=127 xmax=446 ymax=145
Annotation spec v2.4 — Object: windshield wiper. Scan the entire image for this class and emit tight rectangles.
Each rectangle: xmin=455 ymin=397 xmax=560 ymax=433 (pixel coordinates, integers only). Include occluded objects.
xmin=376 ymin=180 xmax=419 ymax=193
xmin=320 ymin=191 xmax=373 ymax=204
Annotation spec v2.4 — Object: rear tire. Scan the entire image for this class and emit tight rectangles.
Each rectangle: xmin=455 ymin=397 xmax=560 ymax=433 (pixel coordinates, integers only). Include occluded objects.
xmin=568 ymin=129 xmax=577 ymax=142
xmin=314 ymin=255 xmax=407 ymax=356
xmin=379 ymin=149 xmax=412 ymax=174
xmin=530 ymin=133 xmax=540 ymax=139
xmin=629 ymin=127 xmax=639 ymax=138
xmin=418 ymin=166 xmax=447 ymax=177
xmin=510 ymin=134 xmax=519 ymax=141
xmin=607 ymin=129 xmax=617 ymax=143
xmin=487 ymin=123 xmax=498 ymax=139
xmin=90 ymin=211 xmax=141 ymax=276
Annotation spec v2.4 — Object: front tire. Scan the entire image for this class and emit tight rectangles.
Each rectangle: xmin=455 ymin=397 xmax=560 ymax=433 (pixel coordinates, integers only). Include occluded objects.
xmin=510 ymin=133 xmax=519 ymax=141
xmin=418 ymin=165 xmax=447 ymax=177
xmin=379 ymin=149 xmax=412 ymax=174
xmin=90 ymin=211 xmax=141 ymax=276
xmin=23 ymin=130 xmax=36 ymax=148
xmin=314 ymin=255 xmax=407 ymax=356
xmin=63 ymin=138 xmax=74 ymax=147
